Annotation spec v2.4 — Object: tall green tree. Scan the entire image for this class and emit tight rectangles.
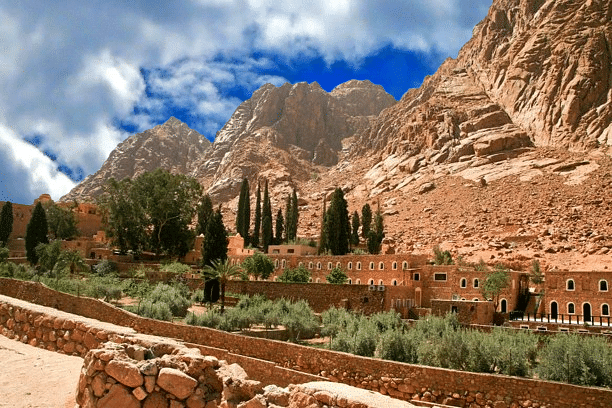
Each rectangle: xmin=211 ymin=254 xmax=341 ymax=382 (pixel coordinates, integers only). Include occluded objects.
xmin=201 ymin=207 xmax=228 ymax=267
xmin=326 ymin=267 xmax=348 ymax=284
xmin=481 ymin=264 xmax=510 ymax=310
xmin=241 ymin=252 xmax=274 ymax=280
xmin=0 ymin=201 xmax=13 ymax=246
xmin=367 ymin=207 xmax=385 ymax=254
xmin=317 ymin=197 xmax=327 ymax=254
xmin=196 ymin=195 xmax=213 ymax=236
xmin=25 ymin=202 xmax=49 ymax=265
xmin=285 ymin=188 xmax=299 ymax=242
xmin=201 ymin=259 xmax=241 ymax=313
xmin=44 ymin=202 xmax=79 ymax=240
xmin=361 ymin=203 xmax=372 ymax=240
xmin=323 ymin=188 xmax=350 ymax=255
xmin=350 ymin=211 xmax=360 ymax=247
xmin=261 ymin=180 xmax=273 ymax=252
xmin=252 ymin=182 xmax=261 ymax=247
xmin=235 ymin=178 xmax=250 ymax=245
xmin=275 ymin=208 xmax=284 ymax=245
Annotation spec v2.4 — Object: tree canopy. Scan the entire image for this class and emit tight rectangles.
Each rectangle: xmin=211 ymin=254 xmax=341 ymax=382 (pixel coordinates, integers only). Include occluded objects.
xmin=275 ymin=208 xmax=284 ymax=245
xmin=252 ymin=182 xmax=261 ymax=247
xmin=201 ymin=259 xmax=241 ymax=312
xmin=25 ymin=202 xmax=49 ymax=264
xmin=350 ymin=211 xmax=360 ymax=247
xmin=326 ymin=267 xmax=348 ymax=284
xmin=361 ymin=203 xmax=372 ymax=240
xmin=481 ymin=264 xmax=510 ymax=310
xmin=278 ymin=265 xmax=311 ymax=283
xmin=196 ymin=195 xmax=213 ymax=236
xmin=99 ymin=169 xmax=201 ymax=257
xmin=322 ymin=188 xmax=350 ymax=255
xmin=0 ymin=201 xmax=13 ymax=246
xmin=236 ymin=178 xmax=250 ymax=245
xmin=44 ymin=202 xmax=79 ymax=240
xmin=201 ymin=207 xmax=228 ymax=267
xmin=367 ymin=208 xmax=385 ymax=254
xmin=241 ymin=252 xmax=274 ymax=280
xmin=261 ymin=180 xmax=273 ymax=252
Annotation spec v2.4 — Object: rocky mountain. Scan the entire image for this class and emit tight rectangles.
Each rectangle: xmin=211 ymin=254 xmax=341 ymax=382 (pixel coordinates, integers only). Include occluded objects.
xmin=189 ymin=80 xmax=396 ymax=201
xmin=61 ymin=117 xmax=211 ymax=201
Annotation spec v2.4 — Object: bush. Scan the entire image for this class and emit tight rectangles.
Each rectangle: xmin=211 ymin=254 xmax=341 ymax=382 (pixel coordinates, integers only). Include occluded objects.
xmin=277 ymin=265 xmax=311 ymax=283
xmin=93 ymin=259 xmax=118 ymax=276
xmin=146 ymin=283 xmax=191 ymax=317
xmin=132 ymin=300 xmax=173 ymax=321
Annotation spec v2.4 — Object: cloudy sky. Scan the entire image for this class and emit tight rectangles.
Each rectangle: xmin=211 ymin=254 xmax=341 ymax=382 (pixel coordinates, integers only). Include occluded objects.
xmin=0 ymin=0 xmax=492 ymax=205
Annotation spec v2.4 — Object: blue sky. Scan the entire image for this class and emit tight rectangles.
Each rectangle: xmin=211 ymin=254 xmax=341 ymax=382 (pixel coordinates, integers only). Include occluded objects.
xmin=0 ymin=0 xmax=492 ymax=204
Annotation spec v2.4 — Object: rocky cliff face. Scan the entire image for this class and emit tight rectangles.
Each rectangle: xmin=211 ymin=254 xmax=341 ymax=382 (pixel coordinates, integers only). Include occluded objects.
xmin=189 ymin=80 xmax=396 ymax=201
xmin=61 ymin=117 xmax=211 ymax=201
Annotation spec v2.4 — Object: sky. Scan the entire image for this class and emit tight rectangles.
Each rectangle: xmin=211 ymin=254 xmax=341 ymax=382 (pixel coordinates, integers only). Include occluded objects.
xmin=0 ymin=0 xmax=492 ymax=205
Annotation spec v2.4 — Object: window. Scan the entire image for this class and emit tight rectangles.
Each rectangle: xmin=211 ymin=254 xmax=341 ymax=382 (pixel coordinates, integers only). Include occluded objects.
xmin=473 ymin=278 xmax=479 ymax=288
xmin=392 ymin=279 xmax=398 ymax=286
xmin=308 ymin=262 xmax=313 ymax=269
xmin=460 ymin=278 xmax=467 ymax=288
xmin=336 ymin=262 xmax=342 ymax=268
xmin=392 ymin=262 xmax=397 ymax=270
xmin=348 ymin=262 xmax=353 ymax=270
xmin=413 ymin=273 xmax=420 ymax=281
xmin=434 ymin=273 xmax=447 ymax=281
xmin=603 ymin=304 xmax=610 ymax=316
xmin=356 ymin=279 xmax=361 ymax=284
xmin=566 ymin=279 xmax=575 ymax=291
xmin=272 ymin=249 xmax=280 ymax=254
xmin=473 ymin=298 xmax=479 ymax=302
xmin=315 ymin=278 xmax=320 ymax=283
xmin=274 ymin=259 xmax=279 ymax=268
xmin=379 ymin=262 xmax=384 ymax=270
xmin=378 ymin=279 xmax=383 ymax=285
xmin=348 ymin=279 xmax=352 ymax=284
xmin=369 ymin=262 xmax=374 ymax=270
xmin=368 ymin=279 xmax=374 ymax=285
xmin=568 ymin=303 xmax=575 ymax=314
xmin=500 ymin=299 xmax=507 ymax=313
xmin=402 ymin=261 xmax=408 ymax=270
xmin=287 ymin=248 xmax=295 ymax=254
xmin=317 ymin=262 xmax=322 ymax=270
xmin=282 ymin=259 xmax=286 ymax=268
xmin=600 ymin=280 xmax=608 ymax=292
xmin=328 ymin=262 xmax=333 ymax=270
xmin=356 ymin=262 xmax=362 ymax=270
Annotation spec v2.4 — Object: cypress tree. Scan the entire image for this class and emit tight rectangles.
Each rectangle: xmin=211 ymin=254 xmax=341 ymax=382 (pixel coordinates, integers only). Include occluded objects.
xmin=284 ymin=194 xmax=292 ymax=243
xmin=367 ymin=205 xmax=385 ymax=255
xmin=324 ymin=188 xmax=350 ymax=255
xmin=252 ymin=182 xmax=261 ymax=247
xmin=351 ymin=211 xmax=360 ymax=247
xmin=288 ymin=188 xmax=298 ymax=242
xmin=201 ymin=207 xmax=228 ymax=267
xmin=25 ymin=202 xmax=49 ymax=264
xmin=196 ymin=195 xmax=213 ymax=236
xmin=0 ymin=201 xmax=13 ymax=246
xmin=235 ymin=178 xmax=250 ymax=244
xmin=261 ymin=180 xmax=273 ymax=252
xmin=318 ymin=197 xmax=327 ymax=254
xmin=361 ymin=203 xmax=372 ymax=240
xmin=275 ymin=208 xmax=284 ymax=245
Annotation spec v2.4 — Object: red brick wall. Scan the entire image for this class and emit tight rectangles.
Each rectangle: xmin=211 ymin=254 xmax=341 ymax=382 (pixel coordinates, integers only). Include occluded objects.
xmin=544 ymin=270 xmax=612 ymax=319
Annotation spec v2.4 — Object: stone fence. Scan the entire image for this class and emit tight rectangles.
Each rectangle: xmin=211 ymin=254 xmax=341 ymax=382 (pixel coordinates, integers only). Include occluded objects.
xmin=1 ymin=278 xmax=611 ymax=408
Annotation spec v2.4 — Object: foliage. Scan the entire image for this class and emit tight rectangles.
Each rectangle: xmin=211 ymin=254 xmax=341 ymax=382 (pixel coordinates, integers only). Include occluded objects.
xmin=35 ymin=241 xmax=62 ymax=273
xmin=322 ymin=188 xmax=350 ymax=255
xmin=274 ymin=208 xmax=284 ymax=245
xmin=99 ymin=169 xmax=201 ymax=256
xmin=0 ymin=201 xmax=13 ymax=246
xmin=252 ymin=183 xmax=261 ymax=247
xmin=350 ymin=211 xmax=360 ymax=247
xmin=159 ymin=261 xmax=191 ymax=277
xmin=131 ymin=300 xmax=173 ymax=321
xmin=93 ymin=259 xmax=118 ymax=276
xmin=432 ymin=245 xmax=454 ymax=265
xmin=326 ymin=267 xmax=348 ymax=284
xmin=196 ymin=195 xmax=213 ymax=236
xmin=201 ymin=208 xmax=228 ymax=267
xmin=235 ymin=178 xmax=250 ymax=245
xmin=361 ymin=204 xmax=372 ymax=240
xmin=0 ymin=247 xmax=8 ymax=264
xmin=144 ymin=283 xmax=191 ymax=317
xmin=277 ymin=265 xmax=311 ymax=283
xmin=530 ymin=260 xmax=544 ymax=285
xmin=481 ymin=264 xmax=510 ymax=309
xmin=366 ymin=208 xmax=384 ymax=255
xmin=261 ymin=180 xmax=273 ymax=252
xmin=284 ymin=188 xmax=299 ymax=242
xmin=44 ymin=202 xmax=78 ymax=240
xmin=241 ymin=252 xmax=274 ymax=280
xmin=25 ymin=202 xmax=49 ymax=264
xmin=537 ymin=334 xmax=612 ymax=387
xmin=53 ymin=249 xmax=89 ymax=277
xmin=201 ymin=259 xmax=242 ymax=312
xmin=120 ymin=279 xmax=152 ymax=299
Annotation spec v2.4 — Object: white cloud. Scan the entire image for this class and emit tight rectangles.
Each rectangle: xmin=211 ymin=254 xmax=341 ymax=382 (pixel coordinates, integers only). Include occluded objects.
xmin=0 ymin=0 xmax=491 ymax=204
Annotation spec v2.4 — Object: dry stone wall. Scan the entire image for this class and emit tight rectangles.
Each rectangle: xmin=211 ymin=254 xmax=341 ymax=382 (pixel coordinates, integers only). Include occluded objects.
xmin=2 ymin=279 xmax=612 ymax=408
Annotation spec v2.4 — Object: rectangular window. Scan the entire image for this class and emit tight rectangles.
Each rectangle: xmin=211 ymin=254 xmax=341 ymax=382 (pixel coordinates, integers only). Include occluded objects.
xmin=434 ymin=273 xmax=447 ymax=281
xmin=287 ymin=249 xmax=295 ymax=253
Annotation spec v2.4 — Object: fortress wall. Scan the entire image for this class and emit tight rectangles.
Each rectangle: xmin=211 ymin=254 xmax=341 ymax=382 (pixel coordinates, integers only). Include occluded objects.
xmin=1 ymin=278 xmax=611 ymax=407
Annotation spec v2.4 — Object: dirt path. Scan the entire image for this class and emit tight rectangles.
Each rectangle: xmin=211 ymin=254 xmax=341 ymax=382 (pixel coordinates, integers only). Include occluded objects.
xmin=0 ymin=335 xmax=82 ymax=408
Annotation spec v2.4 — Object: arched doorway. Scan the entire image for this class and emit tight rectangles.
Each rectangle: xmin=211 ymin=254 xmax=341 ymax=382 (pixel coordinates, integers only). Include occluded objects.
xmin=583 ymin=303 xmax=592 ymax=323
xmin=500 ymin=299 xmax=507 ymax=313
xmin=550 ymin=301 xmax=558 ymax=320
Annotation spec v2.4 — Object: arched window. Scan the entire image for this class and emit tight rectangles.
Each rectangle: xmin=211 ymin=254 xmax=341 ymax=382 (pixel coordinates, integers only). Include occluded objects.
xmin=602 ymin=304 xmax=610 ymax=316
xmin=274 ymin=259 xmax=279 ymax=268
xmin=473 ymin=278 xmax=479 ymax=288
xmin=315 ymin=278 xmax=320 ymax=283
xmin=392 ymin=262 xmax=397 ymax=270
xmin=473 ymin=298 xmax=479 ymax=302
xmin=348 ymin=279 xmax=352 ymax=284
xmin=379 ymin=262 xmax=384 ymax=270
xmin=392 ymin=279 xmax=398 ymax=286
xmin=460 ymin=278 xmax=467 ymax=288
xmin=369 ymin=262 xmax=374 ymax=270
xmin=500 ymin=299 xmax=507 ymax=313
xmin=348 ymin=262 xmax=353 ymax=270
xmin=309 ymin=278 xmax=313 ymax=282
xmin=282 ymin=259 xmax=286 ymax=268
xmin=328 ymin=262 xmax=333 ymax=270
xmin=356 ymin=279 xmax=361 ymax=284
xmin=336 ymin=262 xmax=342 ymax=269
xmin=568 ymin=302 xmax=575 ymax=314
xmin=402 ymin=261 xmax=408 ymax=270
xmin=378 ymin=279 xmax=383 ymax=285
xmin=356 ymin=262 xmax=362 ymax=270
xmin=308 ymin=262 xmax=313 ymax=269
xmin=566 ymin=279 xmax=575 ymax=291
xmin=600 ymin=280 xmax=608 ymax=292
xmin=317 ymin=262 xmax=322 ymax=270
xmin=368 ymin=279 xmax=374 ymax=285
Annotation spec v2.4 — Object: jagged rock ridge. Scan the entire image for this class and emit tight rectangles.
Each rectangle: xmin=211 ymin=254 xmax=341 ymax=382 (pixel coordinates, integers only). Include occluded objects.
xmin=61 ymin=117 xmax=211 ymax=201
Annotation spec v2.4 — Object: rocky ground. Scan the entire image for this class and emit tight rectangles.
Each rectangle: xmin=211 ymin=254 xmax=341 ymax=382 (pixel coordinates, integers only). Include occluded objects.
xmin=0 ymin=334 xmax=82 ymax=408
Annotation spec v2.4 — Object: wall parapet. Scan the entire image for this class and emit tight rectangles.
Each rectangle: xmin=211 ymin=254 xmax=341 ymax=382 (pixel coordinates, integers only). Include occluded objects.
xmin=1 ymin=278 xmax=611 ymax=408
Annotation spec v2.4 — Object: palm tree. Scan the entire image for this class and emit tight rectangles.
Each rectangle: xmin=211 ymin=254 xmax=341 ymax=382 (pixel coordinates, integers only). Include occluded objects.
xmin=201 ymin=259 xmax=241 ymax=313
xmin=53 ymin=249 xmax=89 ymax=278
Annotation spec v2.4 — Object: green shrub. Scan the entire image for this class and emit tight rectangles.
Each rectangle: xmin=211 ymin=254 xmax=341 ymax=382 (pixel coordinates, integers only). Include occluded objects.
xmin=146 ymin=283 xmax=191 ymax=317
xmin=132 ymin=300 xmax=173 ymax=321
xmin=93 ymin=259 xmax=118 ymax=276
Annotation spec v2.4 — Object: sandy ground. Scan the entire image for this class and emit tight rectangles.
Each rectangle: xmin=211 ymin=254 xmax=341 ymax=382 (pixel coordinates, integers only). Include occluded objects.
xmin=0 ymin=335 xmax=82 ymax=408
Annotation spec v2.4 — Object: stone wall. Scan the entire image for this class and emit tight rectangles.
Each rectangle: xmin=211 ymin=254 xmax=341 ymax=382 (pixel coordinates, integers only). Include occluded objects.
xmin=2 ymin=279 xmax=612 ymax=408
